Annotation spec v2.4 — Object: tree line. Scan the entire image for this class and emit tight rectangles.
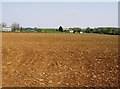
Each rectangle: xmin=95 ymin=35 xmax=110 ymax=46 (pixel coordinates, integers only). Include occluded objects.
xmin=1 ymin=22 xmax=120 ymax=35
xmin=58 ymin=26 xmax=120 ymax=35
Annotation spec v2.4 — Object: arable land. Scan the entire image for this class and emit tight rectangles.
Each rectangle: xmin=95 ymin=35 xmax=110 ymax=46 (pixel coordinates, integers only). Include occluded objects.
xmin=2 ymin=33 xmax=119 ymax=87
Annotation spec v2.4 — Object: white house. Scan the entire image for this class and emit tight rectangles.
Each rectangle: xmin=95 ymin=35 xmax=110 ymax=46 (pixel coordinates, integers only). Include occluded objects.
xmin=80 ymin=31 xmax=83 ymax=34
xmin=69 ymin=30 xmax=74 ymax=33
xmin=2 ymin=27 xmax=12 ymax=32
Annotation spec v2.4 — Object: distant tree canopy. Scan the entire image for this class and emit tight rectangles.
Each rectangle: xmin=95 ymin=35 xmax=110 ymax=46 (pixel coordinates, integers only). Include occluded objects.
xmin=85 ymin=27 xmax=120 ymax=35
xmin=72 ymin=27 xmax=81 ymax=33
xmin=85 ymin=27 xmax=91 ymax=33
xmin=59 ymin=26 xmax=63 ymax=32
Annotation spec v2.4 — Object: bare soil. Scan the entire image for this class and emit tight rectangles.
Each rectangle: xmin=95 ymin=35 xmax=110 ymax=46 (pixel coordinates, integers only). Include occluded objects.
xmin=2 ymin=33 xmax=119 ymax=87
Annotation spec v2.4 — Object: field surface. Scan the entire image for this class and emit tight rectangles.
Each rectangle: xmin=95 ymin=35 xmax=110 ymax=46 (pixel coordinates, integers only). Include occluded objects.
xmin=2 ymin=33 xmax=119 ymax=87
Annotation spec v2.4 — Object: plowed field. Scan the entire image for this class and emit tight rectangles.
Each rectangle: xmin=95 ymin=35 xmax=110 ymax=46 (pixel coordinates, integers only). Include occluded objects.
xmin=2 ymin=33 xmax=119 ymax=87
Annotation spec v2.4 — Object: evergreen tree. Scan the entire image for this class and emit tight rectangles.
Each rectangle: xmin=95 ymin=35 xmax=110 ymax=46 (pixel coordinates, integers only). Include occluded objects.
xmin=59 ymin=26 xmax=63 ymax=32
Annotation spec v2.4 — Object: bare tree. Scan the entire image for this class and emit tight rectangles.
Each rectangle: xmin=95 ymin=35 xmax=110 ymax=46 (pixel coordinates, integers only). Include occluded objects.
xmin=2 ymin=22 xmax=7 ymax=27
xmin=11 ymin=23 xmax=20 ymax=32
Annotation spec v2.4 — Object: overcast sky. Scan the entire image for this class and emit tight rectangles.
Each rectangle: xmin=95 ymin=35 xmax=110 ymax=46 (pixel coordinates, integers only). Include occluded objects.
xmin=2 ymin=2 xmax=118 ymax=28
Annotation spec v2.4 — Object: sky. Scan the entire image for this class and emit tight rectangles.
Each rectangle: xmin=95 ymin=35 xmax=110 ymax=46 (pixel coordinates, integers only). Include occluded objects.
xmin=2 ymin=2 xmax=118 ymax=28
xmin=1 ymin=0 xmax=120 ymax=2
xmin=118 ymin=2 xmax=120 ymax=28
